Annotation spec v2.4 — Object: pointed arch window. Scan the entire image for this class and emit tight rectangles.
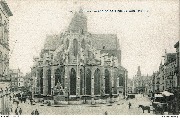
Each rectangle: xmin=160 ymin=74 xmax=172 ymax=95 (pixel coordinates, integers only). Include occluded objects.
xmin=4 ymin=54 xmax=8 ymax=65
xmin=4 ymin=21 xmax=7 ymax=31
xmin=66 ymin=39 xmax=69 ymax=49
xmin=81 ymin=39 xmax=85 ymax=49
xmin=73 ymin=39 xmax=78 ymax=57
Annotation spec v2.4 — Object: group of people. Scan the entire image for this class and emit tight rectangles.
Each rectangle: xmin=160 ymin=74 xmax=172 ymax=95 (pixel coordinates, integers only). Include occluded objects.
xmin=11 ymin=92 xmax=40 ymax=115
xmin=31 ymin=109 xmax=39 ymax=115
xmin=15 ymin=107 xmax=22 ymax=115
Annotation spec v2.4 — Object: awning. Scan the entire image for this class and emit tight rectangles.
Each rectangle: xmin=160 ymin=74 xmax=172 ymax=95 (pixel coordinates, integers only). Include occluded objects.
xmin=161 ymin=91 xmax=174 ymax=96
xmin=155 ymin=94 xmax=163 ymax=97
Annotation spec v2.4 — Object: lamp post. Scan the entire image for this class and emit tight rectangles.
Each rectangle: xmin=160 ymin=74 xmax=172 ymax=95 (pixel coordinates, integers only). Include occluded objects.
xmin=51 ymin=87 xmax=53 ymax=100
xmin=0 ymin=88 xmax=3 ymax=115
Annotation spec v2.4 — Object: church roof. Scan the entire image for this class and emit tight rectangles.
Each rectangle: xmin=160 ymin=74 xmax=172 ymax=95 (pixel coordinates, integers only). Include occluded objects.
xmin=44 ymin=34 xmax=62 ymax=50
xmin=91 ymin=34 xmax=118 ymax=50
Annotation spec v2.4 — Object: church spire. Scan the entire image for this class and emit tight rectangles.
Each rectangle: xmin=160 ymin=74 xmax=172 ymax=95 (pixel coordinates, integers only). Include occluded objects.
xmin=68 ymin=8 xmax=87 ymax=33
xmin=137 ymin=66 xmax=141 ymax=77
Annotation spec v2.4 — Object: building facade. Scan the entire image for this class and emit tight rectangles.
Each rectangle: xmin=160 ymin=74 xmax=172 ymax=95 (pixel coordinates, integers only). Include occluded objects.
xmin=0 ymin=1 xmax=12 ymax=81
xmin=174 ymin=41 xmax=179 ymax=87
xmin=0 ymin=82 xmax=11 ymax=115
xmin=0 ymin=1 xmax=12 ymax=115
xmin=9 ymin=69 xmax=24 ymax=92
xmin=151 ymin=50 xmax=178 ymax=94
xmin=31 ymin=10 xmax=127 ymax=100
xmin=164 ymin=52 xmax=177 ymax=90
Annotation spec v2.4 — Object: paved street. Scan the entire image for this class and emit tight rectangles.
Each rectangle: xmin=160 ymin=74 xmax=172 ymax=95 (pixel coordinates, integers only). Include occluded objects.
xmin=9 ymin=95 xmax=153 ymax=115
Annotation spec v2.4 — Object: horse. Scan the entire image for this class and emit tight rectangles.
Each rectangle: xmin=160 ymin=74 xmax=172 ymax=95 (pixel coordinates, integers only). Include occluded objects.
xmin=138 ymin=105 xmax=143 ymax=108
xmin=139 ymin=105 xmax=150 ymax=113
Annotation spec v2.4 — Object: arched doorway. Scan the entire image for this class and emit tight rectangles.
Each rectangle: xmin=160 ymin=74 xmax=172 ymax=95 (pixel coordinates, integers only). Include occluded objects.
xmin=47 ymin=69 xmax=51 ymax=95
xmin=105 ymin=69 xmax=110 ymax=94
xmin=119 ymin=74 xmax=123 ymax=86
xmin=40 ymin=69 xmax=43 ymax=94
xmin=70 ymin=68 xmax=76 ymax=95
xmin=86 ymin=68 xmax=91 ymax=95
xmin=80 ymin=69 xmax=84 ymax=95
xmin=55 ymin=67 xmax=65 ymax=88
xmin=94 ymin=68 xmax=101 ymax=95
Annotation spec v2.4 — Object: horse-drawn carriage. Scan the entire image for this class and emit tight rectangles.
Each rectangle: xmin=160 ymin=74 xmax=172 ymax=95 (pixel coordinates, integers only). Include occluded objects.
xmin=152 ymin=102 xmax=167 ymax=114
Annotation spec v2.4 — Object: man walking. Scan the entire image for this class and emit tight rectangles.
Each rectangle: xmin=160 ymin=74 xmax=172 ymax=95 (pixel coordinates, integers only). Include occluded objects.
xmin=15 ymin=108 xmax=18 ymax=115
xmin=128 ymin=102 xmax=131 ymax=109
xmin=19 ymin=108 xmax=22 ymax=115
xmin=31 ymin=110 xmax=34 ymax=115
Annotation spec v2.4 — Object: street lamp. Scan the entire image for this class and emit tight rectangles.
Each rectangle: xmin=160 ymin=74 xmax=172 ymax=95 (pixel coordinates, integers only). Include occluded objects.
xmin=0 ymin=88 xmax=3 ymax=115
xmin=51 ymin=87 xmax=53 ymax=100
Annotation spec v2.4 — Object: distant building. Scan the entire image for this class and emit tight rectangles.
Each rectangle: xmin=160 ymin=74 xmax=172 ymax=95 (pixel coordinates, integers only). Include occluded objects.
xmin=23 ymin=73 xmax=31 ymax=92
xmin=132 ymin=66 xmax=152 ymax=94
xmin=164 ymin=52 xmax=177 ymax=90
xmin=9 ymin=69 xmax=24 ymax=92
xmin=127 ymin=78 xmax=133 ymax=93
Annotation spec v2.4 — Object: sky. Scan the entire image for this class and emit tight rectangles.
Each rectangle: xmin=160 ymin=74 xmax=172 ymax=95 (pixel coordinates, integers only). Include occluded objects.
xmin=6 ymin=0 xmax=179 ymax=78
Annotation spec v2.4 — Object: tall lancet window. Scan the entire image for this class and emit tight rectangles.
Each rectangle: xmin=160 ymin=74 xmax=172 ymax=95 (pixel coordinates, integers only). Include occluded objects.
xmin=81 ymin=39 xmax=85 ymax=49
xmin=73 ymin=39 xmax=78 ymax=57
xmin=4 ymin=21 xmax=7 ymax=44
xmin=66 ymin=39 xmax=69 ymax=49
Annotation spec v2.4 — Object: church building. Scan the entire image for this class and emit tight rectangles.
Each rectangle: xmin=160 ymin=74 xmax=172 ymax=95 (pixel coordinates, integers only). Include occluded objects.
xmin=31 ymin=10 xmax=128 ymax=100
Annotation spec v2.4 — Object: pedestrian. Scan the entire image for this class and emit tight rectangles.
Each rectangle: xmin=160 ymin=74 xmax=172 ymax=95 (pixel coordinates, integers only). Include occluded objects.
xmin=9 ymin=103 xmax=13 ymax=112
xmin=17 ymin=101 xmax=19 ymax=107
xmin=104 ymin=111 xmax=108 ymax=115
xmin=31 ymin=110 xmax=34 ymax=115
xmin=19 ymin=108 xmax=22 ymax=115
xmin=24 ymin=98 xmax=26 ymax=103
xmin=35 ymin=109 xmax=39 ymax=115
xmin=10 ymin=96 xmax=12 ymax=101
xmin=128 ymin=102 xmax=131 ymax=109
xmin=6 ymin=108 xmax=10 ymax=115
xmin=15 ymin=108 xmax=18 ymax=115
xmin=30 ymin=99 xmax=33 ymax=105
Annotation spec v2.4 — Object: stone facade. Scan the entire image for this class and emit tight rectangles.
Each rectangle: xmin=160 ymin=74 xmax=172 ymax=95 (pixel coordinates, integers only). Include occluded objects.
xmin=174 ymin=41 xmax=179 ymax=87
xmin=152 ymin=51 xmax=178 ymax=93
xmin=0 ymin=1 xmax=12 ymax=81
xmin=9 ymin=69 xmax=23 ymax=92
xmin=31 ymin=10 xmax=127 ymax=99
xmin=0 ymin=82 xmax=11 ymax=115
xmin=164 ymin=52 xmax=177 ymax=90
